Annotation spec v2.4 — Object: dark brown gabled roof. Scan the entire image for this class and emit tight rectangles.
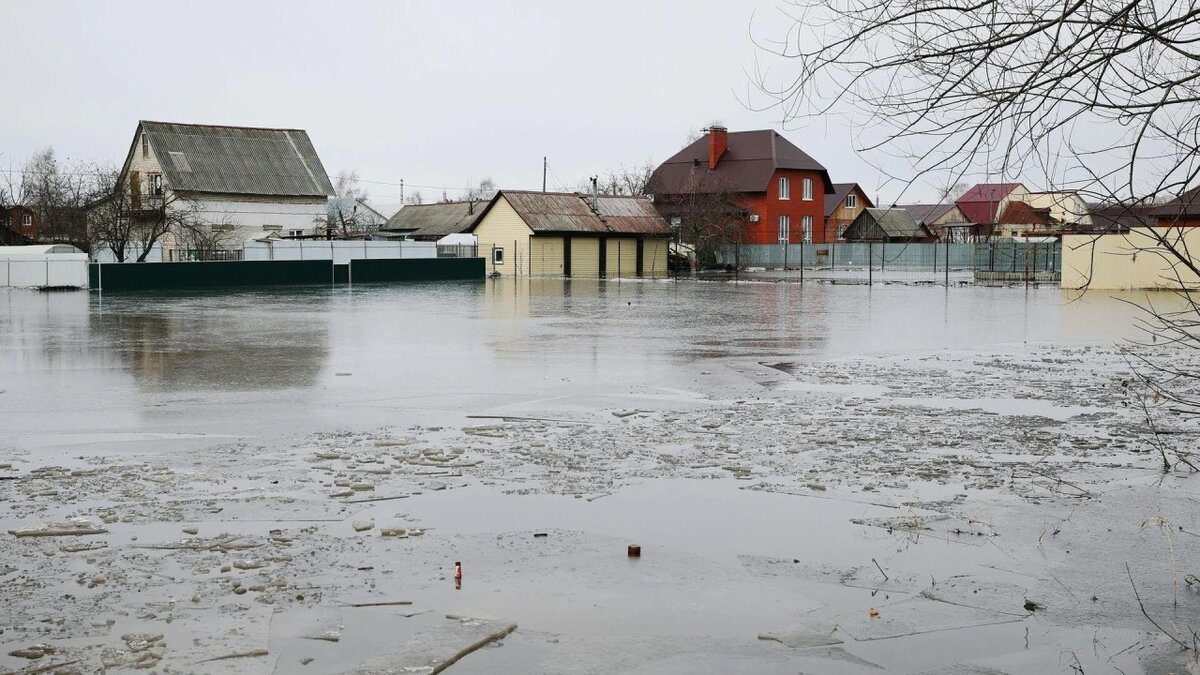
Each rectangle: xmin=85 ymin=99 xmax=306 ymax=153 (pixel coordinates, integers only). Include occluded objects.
xmin=824 ymin=183 xmax=872 ymax=217
xmin=648 ymin=130 xmax=834 ymax=196
xmin=1150 ymin=185 xmax=1200 ymax=220
xmin=470 ymin=191 xmax=672 ymax=236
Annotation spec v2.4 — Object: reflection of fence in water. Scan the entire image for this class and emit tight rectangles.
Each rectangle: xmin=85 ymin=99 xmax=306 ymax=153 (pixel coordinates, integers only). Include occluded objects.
xmin=727 ymin=241 xmax=1062 ymax=283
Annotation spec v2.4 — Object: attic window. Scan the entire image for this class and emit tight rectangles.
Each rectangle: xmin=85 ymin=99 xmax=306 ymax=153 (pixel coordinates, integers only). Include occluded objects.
xmin=845 ymin=194 xmax=857 ymax=209
xmin=169 ymin=152 xmax=191 ymax=172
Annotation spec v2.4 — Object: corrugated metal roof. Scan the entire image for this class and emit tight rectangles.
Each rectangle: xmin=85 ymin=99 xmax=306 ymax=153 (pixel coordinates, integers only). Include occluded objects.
xmin=998 ymin=201 xmax=1053 ymax=226
xmin=383 ymin=201 xmax=487 ymax=237
xmin=139 ymin=121 xmax=335 ymax=197
xmin=955 ymin=183 xmax=1024 ymax=223
xmin=844 ymin=208 xmax=931 ymax=241
xmin=483 ymin=191 xmax=672 ymax=236
xmin=648 ymin=130 xmax=834 ymax=196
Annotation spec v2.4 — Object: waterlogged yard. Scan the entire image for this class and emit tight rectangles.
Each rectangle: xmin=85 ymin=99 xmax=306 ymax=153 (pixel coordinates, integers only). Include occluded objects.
xmin=1 ymin=278 xmax=1197 ymax=674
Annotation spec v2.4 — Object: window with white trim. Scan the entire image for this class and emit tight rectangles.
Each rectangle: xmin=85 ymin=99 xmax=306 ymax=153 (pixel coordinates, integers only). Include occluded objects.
xmin=21 ymin=213 xmax=32 ymax=226
xmin=845 ymin=193 xmax=857 ymax=209
xmin=287 ymin=229 xmax=304 ymax=238
xmin=779 ymin=177 xmax=790 ymax=200
xmin=492 ymin=247 xmax=505 ymax=265
xmin=147 ymin=173 xmax=163 ymax=196
xmin=802 ymin=215 xmax=813 ymax=243
xmin=777 ymin=215 xmax=790 ymax=243
xmin=802 ymin=178 xmax=813 ymax=201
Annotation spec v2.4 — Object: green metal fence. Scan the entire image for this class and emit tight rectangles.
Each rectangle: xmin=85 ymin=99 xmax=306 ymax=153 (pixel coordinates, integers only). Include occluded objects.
xmin=90 ymin=258 xmax=485 ymax=291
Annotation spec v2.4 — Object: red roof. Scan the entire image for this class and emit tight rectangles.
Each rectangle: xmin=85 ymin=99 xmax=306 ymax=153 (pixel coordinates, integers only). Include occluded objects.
xmin=998 ymin=201 xmax=1052 ymax=226
xmin=956 ymin=183 xmax=1025 ymax=223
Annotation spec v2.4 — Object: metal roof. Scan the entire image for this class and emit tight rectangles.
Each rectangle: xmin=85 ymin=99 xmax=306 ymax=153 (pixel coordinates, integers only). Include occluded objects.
xmin=955 ymin=183 xmax=1025 ymax=223
xmin=648 ymin=130 xmax=834 ymax=196
xmin=383 ymin=201 xmax=487 ymax=237
xmin=1150 ymin=185 xmax=1200 ymax=219
xmin=998 ymin=201 xmax=1053 ymax=226
xmin=135 ymin=121 xmax=335 ymax=198
xmin=898 ymin=203 xmax=957 ymax=225
xmin=475 ymin=191 xmax=672 ymax=236
xmin=843 ymin=208 xmax=932 ymax=241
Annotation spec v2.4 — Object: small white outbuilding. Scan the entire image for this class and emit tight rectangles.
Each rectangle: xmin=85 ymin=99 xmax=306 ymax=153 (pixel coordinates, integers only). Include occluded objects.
xmin=0 ymin=245 xmax=90 ymax=289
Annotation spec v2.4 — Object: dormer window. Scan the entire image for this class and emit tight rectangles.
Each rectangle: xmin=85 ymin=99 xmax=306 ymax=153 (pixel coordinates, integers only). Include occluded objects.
xmin=779 ymin=177 xmax=790 ymax=200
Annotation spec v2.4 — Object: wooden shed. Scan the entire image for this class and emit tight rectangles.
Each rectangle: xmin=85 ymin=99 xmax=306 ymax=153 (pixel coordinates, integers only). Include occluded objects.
xmin=469 ymin=191 xmax=673 ymax=278
xmin=842 ymin=208 xmax=936 ymax=243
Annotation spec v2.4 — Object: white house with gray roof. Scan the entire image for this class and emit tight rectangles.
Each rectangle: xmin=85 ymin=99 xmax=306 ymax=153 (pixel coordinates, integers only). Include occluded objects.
xmin=117 ymin=120 xmax=335 ymax=260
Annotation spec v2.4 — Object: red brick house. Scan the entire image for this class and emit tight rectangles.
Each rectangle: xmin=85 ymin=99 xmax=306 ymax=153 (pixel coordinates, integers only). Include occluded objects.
xmin=1151 ymin=185 xmax=1200 ymax=227
xmin=1 ymin=205 xmax=36 ymax=243
xmin=648 ymin=127 xmax=834 ymax=245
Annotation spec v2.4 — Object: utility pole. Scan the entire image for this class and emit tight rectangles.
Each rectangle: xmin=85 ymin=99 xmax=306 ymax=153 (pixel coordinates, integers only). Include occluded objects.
xmin=400 ymin=179 xmax=404 ymax=204
xmin=543 ymin=157 xmax=547 ymax=193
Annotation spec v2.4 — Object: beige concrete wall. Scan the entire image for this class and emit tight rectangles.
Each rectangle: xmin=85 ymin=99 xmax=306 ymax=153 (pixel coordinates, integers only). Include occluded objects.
xmin=530 ymin=236 xmax=565 ymax=276
xmin=1062 ymin=228 xmax=1200 ymax=290
xmin=473 ymin=196 xmax=533 ymax=277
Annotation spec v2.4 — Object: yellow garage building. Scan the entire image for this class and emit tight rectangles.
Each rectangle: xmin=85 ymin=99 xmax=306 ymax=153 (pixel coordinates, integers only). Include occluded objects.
xmin=469 ymin=191 xmax=673 ymax=278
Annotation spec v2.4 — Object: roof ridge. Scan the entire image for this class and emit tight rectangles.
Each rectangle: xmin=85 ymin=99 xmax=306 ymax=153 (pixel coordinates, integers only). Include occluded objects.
xmin=140 ymin=120 xmax=310 ymax=133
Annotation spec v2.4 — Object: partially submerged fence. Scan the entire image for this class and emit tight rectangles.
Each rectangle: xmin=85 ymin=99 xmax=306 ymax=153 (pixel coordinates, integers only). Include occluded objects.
xmin=89 ymin=257 xmax=484 ymax=291
xmin=724 ymin=241 xmax=1061 ymax=284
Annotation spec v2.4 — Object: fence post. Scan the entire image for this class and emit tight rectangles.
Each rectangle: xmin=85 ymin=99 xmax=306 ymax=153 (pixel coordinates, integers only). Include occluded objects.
xmin=830 ymin=243 xmax=836 ymax=271
xmin=945 ymin=240 xmax=950 ymax=286
xmin=881 ymin=242 xmax=886 ymax=272
xmin=868 ymin=242 xmax=873 ymax=286
xmin=800 ymin=239 xmax=805 ymax=283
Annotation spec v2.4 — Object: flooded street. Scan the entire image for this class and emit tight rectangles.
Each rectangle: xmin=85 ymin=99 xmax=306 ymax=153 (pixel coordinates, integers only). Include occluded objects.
xmin=2 ymin=279 xmax=1198 ymax=674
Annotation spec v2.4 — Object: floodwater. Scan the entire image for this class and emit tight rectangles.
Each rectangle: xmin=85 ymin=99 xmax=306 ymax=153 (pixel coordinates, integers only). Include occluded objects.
xmin=1 ymin=279 xmax=1198 ymax=674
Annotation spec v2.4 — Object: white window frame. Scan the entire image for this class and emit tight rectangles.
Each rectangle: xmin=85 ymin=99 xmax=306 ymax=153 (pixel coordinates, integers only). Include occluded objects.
xmin=287 ymin=229 xmax=305 ymax=238
xmin=779 ymin=177 xmax=790 ymax=201
xmin=845 ymin=193 xmax=857 ymax=209
xmin=802 ymin=178 xmax=813 ymax=201
xmin=493 ymin=247 xmax=505 ymax=266
xmin=148 ymin=173 xmax=163 ymax=196
xmin=802 ymin=215 xmax=813 ymax=243
xmin=777 ymin=215 xmax=790 ymax=243
xmin=21 ymin=213 xmax=32 ymax=226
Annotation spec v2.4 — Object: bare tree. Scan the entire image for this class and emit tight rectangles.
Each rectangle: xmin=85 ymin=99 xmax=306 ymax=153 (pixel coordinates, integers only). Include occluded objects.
xmin=464 ymin=177 xmax=498 ymax=202
xmin=322 ymin=170 xmax=375 ymax=238
xmin=88 ymin=166 xmax=206 ymax=262
xmin=4 ymin=148 xmax=92 ymax=250
xmin=651 ymin=175 xmax=747 ymax=270
xmin=598 ymin=163 xmax=655 ymax=197
xmin=749 ymin=0 xmax=1200 ymax=648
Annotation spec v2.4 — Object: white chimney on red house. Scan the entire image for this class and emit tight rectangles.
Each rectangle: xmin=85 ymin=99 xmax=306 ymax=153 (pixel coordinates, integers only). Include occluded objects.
xmin=707 ymin=126 xmax=728 ymax=170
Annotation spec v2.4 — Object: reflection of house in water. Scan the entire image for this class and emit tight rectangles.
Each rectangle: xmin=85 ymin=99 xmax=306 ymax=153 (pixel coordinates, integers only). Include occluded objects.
xmin=94 ymin=300 xmax=329 ymax=391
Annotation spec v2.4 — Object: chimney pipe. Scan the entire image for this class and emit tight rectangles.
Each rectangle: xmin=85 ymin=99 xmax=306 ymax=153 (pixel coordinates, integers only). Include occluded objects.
xmin=590 ymin=176 xmax=599 ymax=211
xmin=707 ymin=126 xmax=728 ymax=171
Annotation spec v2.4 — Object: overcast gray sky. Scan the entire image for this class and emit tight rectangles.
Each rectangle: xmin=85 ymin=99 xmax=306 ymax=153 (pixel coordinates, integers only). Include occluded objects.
xmin=1 ymin=0 xmax=924 ymax=208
